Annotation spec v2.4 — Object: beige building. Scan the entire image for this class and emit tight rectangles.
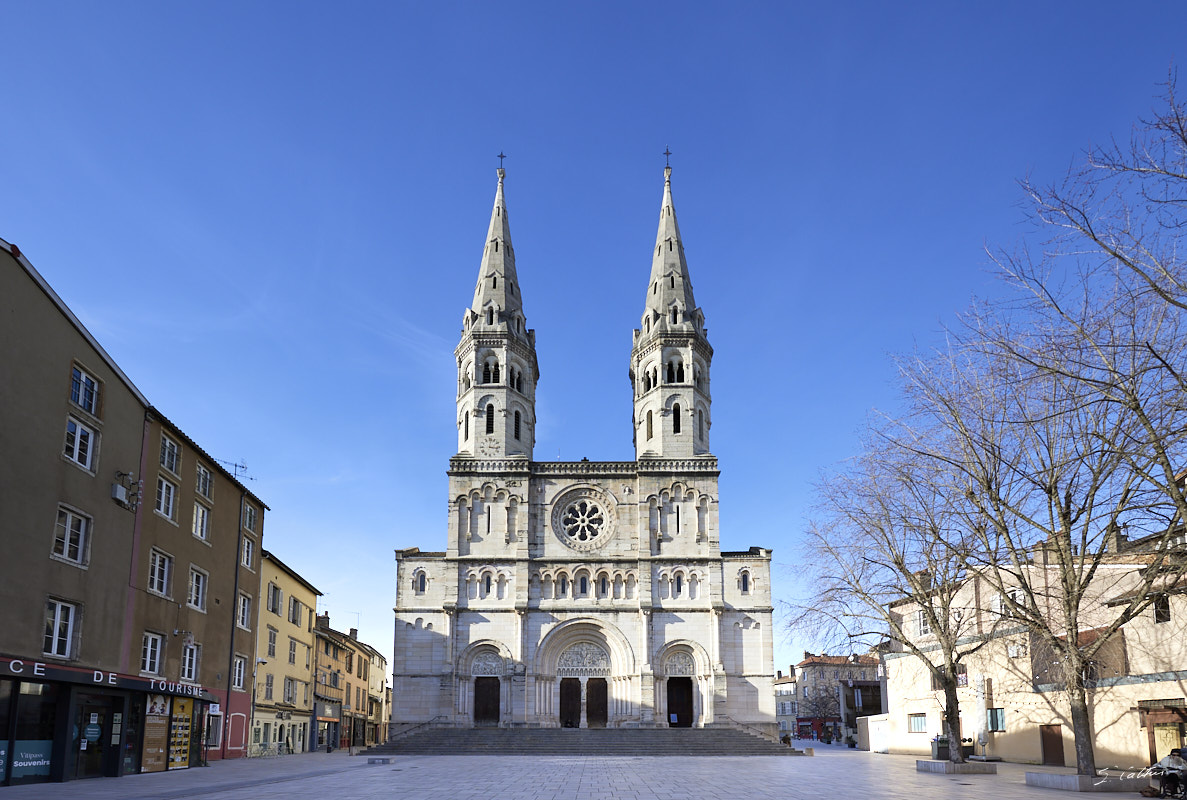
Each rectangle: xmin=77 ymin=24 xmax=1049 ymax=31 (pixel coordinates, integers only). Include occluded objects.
xmin=391 ymin=167 xmax=775 ymax=734
xmin=0 ymin=239 xmax=266 ymax=785
xmin=250 ymin=551 xmax=321 ymax=754
xmin=311 ymin=615 xmax=386 ymax=749
xmin=883 ymin=546 xmax=1187 ymax=767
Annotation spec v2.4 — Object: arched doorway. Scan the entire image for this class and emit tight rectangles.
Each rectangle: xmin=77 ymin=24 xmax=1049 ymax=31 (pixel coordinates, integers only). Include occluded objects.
xmin=464 ymin=648 xmax=508 ymax=727
xmin=660 ymin=648 xmax=702 ymax=728
xmin=534 ymin=618 xmax=637 ymax=728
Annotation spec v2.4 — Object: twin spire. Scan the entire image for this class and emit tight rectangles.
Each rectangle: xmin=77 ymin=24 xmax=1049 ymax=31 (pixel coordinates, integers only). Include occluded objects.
xmin=646 ymin=165 xmax=698 ymax=320
xmin=471 ymin=167 xmax=523 ymax=318
xmin=470 ymin=164 xmax=699 ymax=323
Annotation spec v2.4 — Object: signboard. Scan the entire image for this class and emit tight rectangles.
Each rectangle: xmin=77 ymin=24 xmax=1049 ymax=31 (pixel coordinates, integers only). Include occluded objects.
xmin=10 ymin=740 xmax=53 ymax=780
xmin=168 ymin=698 xmax=193 ymax=770
xmin=0 ymin=654 xmax=217 ymax=702
xmin=0 ymin=743 xmax=6 ymax=777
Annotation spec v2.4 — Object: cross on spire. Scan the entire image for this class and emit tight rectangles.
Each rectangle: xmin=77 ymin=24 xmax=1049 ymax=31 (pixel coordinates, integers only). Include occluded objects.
xmin=663 ymin=147 xmax=672 ymax=167
xmin=497 ymin=151 xmax=507 ymax=168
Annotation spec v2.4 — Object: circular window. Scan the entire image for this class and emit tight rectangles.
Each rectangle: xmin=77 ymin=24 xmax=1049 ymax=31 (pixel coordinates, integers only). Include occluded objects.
xmin=562 ymin=500 xmax=604 ymax=542
xmin=551 ymin=487 xmax=616 ymax=551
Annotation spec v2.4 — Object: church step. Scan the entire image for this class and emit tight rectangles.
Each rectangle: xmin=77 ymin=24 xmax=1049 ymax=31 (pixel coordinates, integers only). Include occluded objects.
xmin=366 ymin=727 xmax=791 ymax=756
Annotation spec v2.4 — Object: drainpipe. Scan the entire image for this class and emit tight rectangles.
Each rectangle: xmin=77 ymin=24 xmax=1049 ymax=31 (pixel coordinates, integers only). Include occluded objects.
xmin=221 ymin=489 xmax=246 ymax=760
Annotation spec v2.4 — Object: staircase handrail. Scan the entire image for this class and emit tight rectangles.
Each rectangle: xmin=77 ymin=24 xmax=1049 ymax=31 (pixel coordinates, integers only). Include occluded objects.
xmin=718 ymin=714 xmax=780 ymax=743
xmin=387 ymin=715 xmax=450 ymax=742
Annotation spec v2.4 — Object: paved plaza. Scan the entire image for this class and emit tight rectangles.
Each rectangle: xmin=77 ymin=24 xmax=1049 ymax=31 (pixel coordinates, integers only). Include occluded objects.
xmin=0 ymin=744 xmax=1122 ymax=800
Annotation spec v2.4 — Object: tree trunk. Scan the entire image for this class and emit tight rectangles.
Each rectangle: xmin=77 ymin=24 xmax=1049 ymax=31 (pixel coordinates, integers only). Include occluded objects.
xmin=1065 ymin=671 xmax=1096 ymax=776
xmin=943 ymin=677 xmax=964 ymax=763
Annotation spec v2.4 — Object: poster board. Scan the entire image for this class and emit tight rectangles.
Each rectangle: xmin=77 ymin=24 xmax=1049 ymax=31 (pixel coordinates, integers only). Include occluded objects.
xmin=168 ymin=698 xmax=193 ymax=769
xmin=141 ymin=695 xmax=170 ymax=773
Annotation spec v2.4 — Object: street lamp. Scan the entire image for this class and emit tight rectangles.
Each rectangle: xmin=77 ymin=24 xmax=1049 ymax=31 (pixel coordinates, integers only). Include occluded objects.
xmin=248 ymin=658 xmax=268 ymax=755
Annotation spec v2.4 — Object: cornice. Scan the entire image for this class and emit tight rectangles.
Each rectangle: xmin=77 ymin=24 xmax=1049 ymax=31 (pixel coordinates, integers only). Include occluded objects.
xmin=447 ymin=457 xmax=720 ymax=477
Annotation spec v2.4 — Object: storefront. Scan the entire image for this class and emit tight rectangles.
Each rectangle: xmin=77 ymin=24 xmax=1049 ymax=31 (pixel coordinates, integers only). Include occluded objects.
xmin=314 ymin=701 xmax=339 ymax=752
xmin=0 ymin=654 xmax=216 ymax=785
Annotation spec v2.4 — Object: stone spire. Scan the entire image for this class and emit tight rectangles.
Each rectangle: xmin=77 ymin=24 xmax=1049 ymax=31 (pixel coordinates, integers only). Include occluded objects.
xmin=645 ymin=166 xmax=698 ymax=321
xmin=455 ymin=168 xmax=538 ymax=460
xmin=631 ymin=166 xmax=712 ymax=459
xmin=471 ymin=168 xmax=522 ymax=317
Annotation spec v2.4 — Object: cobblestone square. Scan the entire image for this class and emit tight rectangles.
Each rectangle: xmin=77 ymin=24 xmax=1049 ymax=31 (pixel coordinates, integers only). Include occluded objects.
xmin=0 ymin=747 xmax=1101 ymax=800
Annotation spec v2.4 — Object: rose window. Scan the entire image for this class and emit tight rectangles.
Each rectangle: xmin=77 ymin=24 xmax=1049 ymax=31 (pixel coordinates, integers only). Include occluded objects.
xmin=562 ymin=500 xmax=604 ymax=543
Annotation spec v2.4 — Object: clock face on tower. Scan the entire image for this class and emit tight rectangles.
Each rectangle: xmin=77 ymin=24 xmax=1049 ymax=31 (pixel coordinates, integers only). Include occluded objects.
xmin=478 ymin=437 xmax=499 ymax=456
xmin=551 ymin=486 xmax=617 ymax=552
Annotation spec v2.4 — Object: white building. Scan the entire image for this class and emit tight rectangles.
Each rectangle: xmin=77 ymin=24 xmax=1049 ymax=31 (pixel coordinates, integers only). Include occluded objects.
xmin=391 ymin=166 xmax=775 ymax=732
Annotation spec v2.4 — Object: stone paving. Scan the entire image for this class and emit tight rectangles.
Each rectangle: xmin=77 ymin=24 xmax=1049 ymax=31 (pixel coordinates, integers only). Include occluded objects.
xmin=0 ymin=744 xmax=1126 ymax=800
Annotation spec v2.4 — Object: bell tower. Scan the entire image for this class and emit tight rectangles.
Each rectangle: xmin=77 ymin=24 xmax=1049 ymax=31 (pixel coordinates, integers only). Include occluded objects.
xmin=455 ymin=168 xmax=538 ymax=459
xmin=630 ymin=166 xmax=712 ymax=459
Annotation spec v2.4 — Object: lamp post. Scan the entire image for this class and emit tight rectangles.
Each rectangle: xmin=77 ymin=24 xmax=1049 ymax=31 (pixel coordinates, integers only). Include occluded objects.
xmin=248 ymin=658 xmax=268 ymax=755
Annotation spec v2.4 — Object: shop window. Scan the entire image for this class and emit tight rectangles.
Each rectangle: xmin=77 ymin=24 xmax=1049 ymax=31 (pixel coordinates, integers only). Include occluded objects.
xmin=908 ymin=713 xmax=927 ymax=733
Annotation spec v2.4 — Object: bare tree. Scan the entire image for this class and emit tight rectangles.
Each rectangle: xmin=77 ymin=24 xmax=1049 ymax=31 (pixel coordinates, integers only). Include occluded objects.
xmin=896 ymin=300 xmax=1187 ymax=776
xmin=792 ymin=440 xmax=997 ymax=762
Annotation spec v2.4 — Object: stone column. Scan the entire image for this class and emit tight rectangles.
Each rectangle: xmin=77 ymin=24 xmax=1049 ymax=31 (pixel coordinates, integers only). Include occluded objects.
xmin=579 ymin=677 xmax=588 ymax=728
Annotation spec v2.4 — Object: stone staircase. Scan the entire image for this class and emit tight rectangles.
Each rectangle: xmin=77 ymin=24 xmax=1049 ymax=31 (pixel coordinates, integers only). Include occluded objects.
xmin=365 ymin=726 xmax=794 ymax=756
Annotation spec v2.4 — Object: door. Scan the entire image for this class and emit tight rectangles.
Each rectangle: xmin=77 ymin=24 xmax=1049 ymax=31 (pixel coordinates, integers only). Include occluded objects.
xmin=667 ymin=677 xmax=693 ymax=728
xmin=586 ymin=679 xmax=607 ymax=728
xmin=74 ymin=694 xmax=119 ymax=779
xmin=1040 ymin=724 xmax=1065 ymax=766
xmin=1154 ymin=723 xmax=1183 ymax=762
xmin=560 ymin=678 xmax=581 ymax=728
xmin=473 ymin=677 xmax=500 ymax=726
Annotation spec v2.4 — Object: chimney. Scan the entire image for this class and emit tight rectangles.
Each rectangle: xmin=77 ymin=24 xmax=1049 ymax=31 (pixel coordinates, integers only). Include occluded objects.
xmin=316 ymin=613 xmax=329 ymax=629
xmin=777 ymin=670 xmax=783 ymax=679
xmin=349 ymin=627 xmax=358 ymax=640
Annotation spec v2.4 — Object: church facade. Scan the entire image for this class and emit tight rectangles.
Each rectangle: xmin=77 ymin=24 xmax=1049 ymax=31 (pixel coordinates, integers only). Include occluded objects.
xmin=391 ymin=166 xmax=774 ymax=732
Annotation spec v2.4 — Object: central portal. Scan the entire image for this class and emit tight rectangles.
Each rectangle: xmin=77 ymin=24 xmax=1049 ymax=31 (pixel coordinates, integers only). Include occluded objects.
xmin=586 ymin=678 xmax=607 ymax=728
xmin=474 ymin=677 xmax=500 ymax=726
xmin=560 ymin=678 xmax=581 ymax=727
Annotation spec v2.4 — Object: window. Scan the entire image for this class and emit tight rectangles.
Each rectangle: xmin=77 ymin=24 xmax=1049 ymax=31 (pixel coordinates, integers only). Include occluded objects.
xmin=148 ymin=549 xmax=172 ymax=596
xmin=674 ymin=574 xmax=683 ymax=596
xmin=141 ymin=632 xmax=163 ymax=674
xmin=1155 ymin=594 xmax=1171 ymax=624
xmin=486 ymin=404 xmax=495 ymax=434
xmin=908 ymin=713 xmax=927 ymax=733
xmin=416 ymin=573 xmax=426 ymax=594
xmin=741 ymin=572 xmax=750 ymax=593
xmin=196 ymin=464 xmax=212 ymax=499
xmin=237 ymin=594 xmax=252 ymax=629
xmin=268 ymin=583 xmax=283 ymax=614
xmin=698 ymin=409 xmax=704 ymax=439
xmin=188 ymin=567 xmax=208 ymax=611
xmin=232 ymin=656 xmax=246 ymax=689
xmin=931 ymin=663 xmax=968 ymax=689
xmin=464 ymin=412 xmax=469 ymax=440
xmin=600 ymin=577 xmax=608 ymax=596
xmin=284 ymin=677 xmax=297 ymax=703
xmin=192 ymin=503 xmax=210 ymax=540
xmin=242 ymin=537 xmax=255 ymax=569
xmin=289 ymin=597 xmax=303 ymax=626
xmin=63 ymin=416 xmax=96 ymax=469
xmin=673 ymin=404 xmax=681 ymax=434
xmin=988 ymin=708 xmax=1006 ymax=732
xmin=71 ymin=366 xmax=99 ymax=414
xmin=289 ymin=639 xmax=297 ymax=665
xmin=160 ymin=435 xmax=179 ymax=473
xmin=181 ymin=642 xmax=200 ymax=682
xmin=155 ymin=476 xmax=177 ymax=519
xmin=514 ymin=411 xmax=521 ymax=440
xmin=53 ymin=506 xmax=90 ymax=565
xmin=267 ymin=628 xmax=277 ymax=658
xmin=264 ymin=673 xmax=274 ymax=700
xmin=646 ymin=411 xmax=653 ymax=440
xmin=917 ymin=609 xmax=931 ymax=635
xmin=44 ymin=599 xmax=76 ymax=657
xmin=244 ymin=503 xmax=258 ymax=532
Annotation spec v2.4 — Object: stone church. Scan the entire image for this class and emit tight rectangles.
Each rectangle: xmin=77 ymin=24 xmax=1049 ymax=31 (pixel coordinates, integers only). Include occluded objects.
xmin=391 ymin=166 xmax=774 ymax=732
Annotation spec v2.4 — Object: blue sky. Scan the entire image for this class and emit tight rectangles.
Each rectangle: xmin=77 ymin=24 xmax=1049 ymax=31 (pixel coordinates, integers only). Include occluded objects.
xmin=4 ymin=2 xmax=1185 ymax=672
